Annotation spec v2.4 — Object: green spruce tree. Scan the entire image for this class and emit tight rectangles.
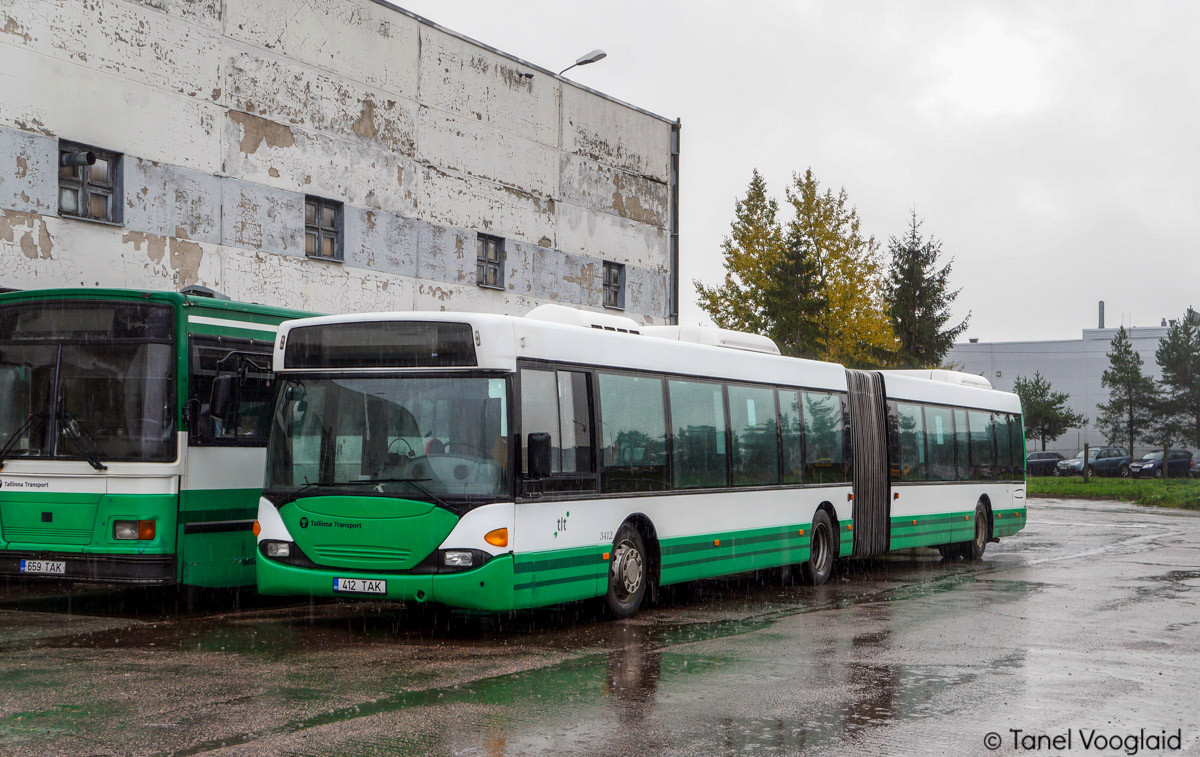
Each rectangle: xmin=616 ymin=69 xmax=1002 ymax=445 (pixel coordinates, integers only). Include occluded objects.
xmin=1096 ymin=326 xmax=1158 ymax=455
xmin=1154 ymin=309 xmax=1200 ymax=447
xmin=1013 ymin=372 xmax=1086 ymax=451
xmin=886 ymin=210 xmax=970 ymax=368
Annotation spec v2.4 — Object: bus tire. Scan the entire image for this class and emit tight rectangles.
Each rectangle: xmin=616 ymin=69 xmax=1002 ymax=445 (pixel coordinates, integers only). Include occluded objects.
xmin=960 ymin=502 xmax=989 ymax=561
xmin=605 ymin=523 xmax=648 ymax=619
xmin=799 ymin=510 xmax=835 ymax=585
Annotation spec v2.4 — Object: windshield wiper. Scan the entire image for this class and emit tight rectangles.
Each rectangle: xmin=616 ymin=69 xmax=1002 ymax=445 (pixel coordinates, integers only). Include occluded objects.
xmin=0 ymin=413 xmax=46 ymax=470
xmin=57 ymin=412 xmax=108 ymax=471
xmin=277 ymin=479 xmax=321 ymax=507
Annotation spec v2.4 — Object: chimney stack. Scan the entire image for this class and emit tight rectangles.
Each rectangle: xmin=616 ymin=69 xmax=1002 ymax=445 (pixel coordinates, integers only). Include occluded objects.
xmin=1098 ymin=301 xmax=1105 ymax=329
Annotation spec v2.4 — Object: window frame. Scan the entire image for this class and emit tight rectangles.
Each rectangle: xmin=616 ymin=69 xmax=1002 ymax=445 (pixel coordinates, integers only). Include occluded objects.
xmin=516 ymin=364 xmax=598 ymax=494
xmin=304 ymin=195 xmax=344 ymax=262
xmin=602 ymin=261 xmax=626 ymax=310
xmin=187 ymin=334 xmax=276 ymax=448
xmin=58 ymin=140 xmax=122 ymax=225
xmin=476 ymin=234 xmax=505 ymax=290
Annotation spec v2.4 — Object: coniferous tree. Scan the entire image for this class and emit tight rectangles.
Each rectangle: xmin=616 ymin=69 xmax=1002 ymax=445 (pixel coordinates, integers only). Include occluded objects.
xmin=1154 ymin=309 xmax=1200 ymax=448
xmin=1096 ymin=326 xmax=1158 ymax=454
xmin=1013 ymin=372 xmax=1086 ymax=451
xmin=886 ymin=211 xmax=970 ymax=368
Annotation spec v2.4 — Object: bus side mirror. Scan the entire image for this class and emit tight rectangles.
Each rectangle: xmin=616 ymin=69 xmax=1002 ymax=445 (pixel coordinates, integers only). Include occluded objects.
xmin=210 ymin=375 xmax=238 ymax=420
xmin=527 ymin=433 xmax=551 ymax=479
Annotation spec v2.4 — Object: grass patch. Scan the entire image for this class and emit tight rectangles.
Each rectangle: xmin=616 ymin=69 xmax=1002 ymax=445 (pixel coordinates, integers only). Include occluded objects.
xmin=1027 ymin=476 xmax=1200 ymax=510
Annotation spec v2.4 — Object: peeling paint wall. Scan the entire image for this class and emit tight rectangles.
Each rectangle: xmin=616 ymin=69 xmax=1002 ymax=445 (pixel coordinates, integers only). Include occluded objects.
xmin=0 ymin=0 xmax=676 ymax=323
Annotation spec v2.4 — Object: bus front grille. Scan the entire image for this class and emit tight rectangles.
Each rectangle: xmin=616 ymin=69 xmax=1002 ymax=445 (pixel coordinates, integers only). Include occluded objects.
xmin=2 ymin=526 xmax=93 ymax=544
xmin=312 ymin=545 xmax=412 ymax=562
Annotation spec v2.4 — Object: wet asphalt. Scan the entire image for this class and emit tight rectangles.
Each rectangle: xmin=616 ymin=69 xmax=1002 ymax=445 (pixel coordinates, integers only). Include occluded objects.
xmin=0 ymin=498 xmax=1198 ymax=756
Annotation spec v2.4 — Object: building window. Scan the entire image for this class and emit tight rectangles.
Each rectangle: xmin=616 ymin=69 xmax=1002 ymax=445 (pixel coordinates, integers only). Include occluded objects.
xmin=58 ymin=141 xmax=121 ymax=224
xmin=603 ymin=261 xmax=625 ymax=309
xmin=477 ymin=234 xmax=504 ymax=289
xmin=305 ymin=196 xmax=343 ymax=261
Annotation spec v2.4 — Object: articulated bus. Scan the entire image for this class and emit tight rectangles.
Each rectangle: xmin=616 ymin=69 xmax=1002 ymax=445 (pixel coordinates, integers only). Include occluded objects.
xmin=0 ymin=288 xmax=310 ymax=587
xmin=254 ymin=305 xmax=1026 ymax=616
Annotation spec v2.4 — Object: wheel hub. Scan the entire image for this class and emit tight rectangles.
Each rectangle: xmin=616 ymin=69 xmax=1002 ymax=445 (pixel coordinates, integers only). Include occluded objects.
xmin=611 ymin=540 xmax=643 ymax=597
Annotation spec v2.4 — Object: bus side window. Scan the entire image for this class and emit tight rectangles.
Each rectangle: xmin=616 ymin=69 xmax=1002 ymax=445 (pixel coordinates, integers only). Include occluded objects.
xmin=189 ymin=336 xmax=273 ymax=446
xmin=924 ymin=405 xmax=956 ymax=481
xmin=802 ymin=391 xmax=846 ymax=484
xmin=953 ymin=408 xmax=970 ymax=481
xmin=597 ymin=372 xmax=667 ymax=493
xmin=668 ymin=379 xmax=727 ymax=489
xmin=778 ymin=390 xmax=803 ymax=484
xmin=895 ymin=402 xmax=927 ymax=482
xmin=728 ymin=384 xmax=779 ymax=487
xmin=993 ymin=412 xmax=1013 ymax=479
xmin=968 ymin=409 xmax=996 ymax=480
xmin=1010 ymin=415 xmax=1025 ymax=478
xmin=519 ymin=368 xmax=595 ymax=491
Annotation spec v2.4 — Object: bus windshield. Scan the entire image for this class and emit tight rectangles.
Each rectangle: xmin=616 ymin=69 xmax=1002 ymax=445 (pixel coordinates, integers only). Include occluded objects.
xmin=0 ymin=300 xmax=176 ymax=463
xmin=265 ymin=375 xmax=510 ymax=505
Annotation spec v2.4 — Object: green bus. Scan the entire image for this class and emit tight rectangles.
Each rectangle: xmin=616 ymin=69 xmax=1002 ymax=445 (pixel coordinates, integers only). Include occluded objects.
xmin=0 ymin=288 xmax=310 ymax=587
xmin=254 ymin=305 xmax=1026 ymax=616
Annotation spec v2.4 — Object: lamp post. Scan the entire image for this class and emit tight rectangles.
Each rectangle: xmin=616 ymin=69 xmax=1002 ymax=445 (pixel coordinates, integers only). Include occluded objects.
xmin=558 ymin=49 xmax=607 ymax=76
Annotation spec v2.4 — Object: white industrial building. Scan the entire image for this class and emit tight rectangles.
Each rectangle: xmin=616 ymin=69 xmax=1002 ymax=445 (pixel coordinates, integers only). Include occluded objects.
xmin=947 ymin=310 xmax=1172 ymax=456
xmin=0 ymin=0 xmax=680 ymax=323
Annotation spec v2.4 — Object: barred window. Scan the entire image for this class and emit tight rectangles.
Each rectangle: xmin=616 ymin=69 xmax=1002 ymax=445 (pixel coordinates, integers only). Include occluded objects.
xmin=602 ymin=261 xmax=625 ymax=310
xmin=477 ymin=234 xmax=504 ymax=289
xmin=58 ymin=141 xmax=121 ymax=224
xmin=305 ymin=196 xmax=343 ymax=262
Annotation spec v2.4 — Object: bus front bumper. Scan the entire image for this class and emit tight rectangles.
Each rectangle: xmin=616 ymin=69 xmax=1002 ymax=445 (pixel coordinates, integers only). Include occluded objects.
xmin=0 ymin=550 xmax=176 ymax=585
xmin=257 ymin=551 xmax=516 ymax=612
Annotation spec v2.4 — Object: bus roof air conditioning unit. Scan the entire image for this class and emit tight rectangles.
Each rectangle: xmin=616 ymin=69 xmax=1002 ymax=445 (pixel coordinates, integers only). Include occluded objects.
xmin=641 ymin=325 xmax=781 ymax=355
xmin=524 ymin=304 xmax=643 ymax=334
xmin=880 ymin=369 xmax=993 ymax=389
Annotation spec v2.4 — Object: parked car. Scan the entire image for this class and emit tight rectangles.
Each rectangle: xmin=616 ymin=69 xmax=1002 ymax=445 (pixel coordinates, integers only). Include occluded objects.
xmin=1027 ymin=451 xmax=1064 ymax=476
xmin=1128 ymin=449 xmax=1193 ymax=478
xmin=1192 ymin=456 xmax=1200 ymax=479
xmin=1055 ymin=446 xmax=1131 ymax=477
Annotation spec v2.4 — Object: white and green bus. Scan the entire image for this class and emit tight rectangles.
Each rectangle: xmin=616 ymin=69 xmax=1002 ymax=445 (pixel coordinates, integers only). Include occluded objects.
xmin=254 ymin=305 xmax=1026 ymax=615
xmin=0 ymin=288 xmax=310 ymax=587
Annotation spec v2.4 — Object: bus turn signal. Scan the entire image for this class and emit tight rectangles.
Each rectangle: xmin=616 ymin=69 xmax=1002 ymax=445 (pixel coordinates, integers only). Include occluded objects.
xmin=485 ymin=528 xmax=508 ymax=547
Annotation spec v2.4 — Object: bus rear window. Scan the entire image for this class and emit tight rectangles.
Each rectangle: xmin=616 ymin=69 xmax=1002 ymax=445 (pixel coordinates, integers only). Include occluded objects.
xmin=284 ymin=321 xmax=477 ymax=369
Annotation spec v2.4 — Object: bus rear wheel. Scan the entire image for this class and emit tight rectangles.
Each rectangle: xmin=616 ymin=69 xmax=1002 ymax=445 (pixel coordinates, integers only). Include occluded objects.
xmin=959 ymin=503 xmax=989 ymax=561
xmin=605 ymin=524 xmax=648 ymax=619
xmin=799 ymin=510 xmax=835 ymax=585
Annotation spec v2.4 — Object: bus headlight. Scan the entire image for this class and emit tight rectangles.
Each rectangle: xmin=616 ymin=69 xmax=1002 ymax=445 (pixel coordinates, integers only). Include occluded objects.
xmin=443 ymin=550 xmax=473 ymax=568
xmin=265 ymin=542 xmax=292 ymax=558
xmin=114 ymin=520 xmax=155 ymax=540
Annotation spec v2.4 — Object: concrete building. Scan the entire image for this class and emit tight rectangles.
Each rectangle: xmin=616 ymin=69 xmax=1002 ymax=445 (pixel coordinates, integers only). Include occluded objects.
xmin=948 ymin=318 xmax=1171 ymax=456
xmin=0 ymin=0 xmax=680 ymax=323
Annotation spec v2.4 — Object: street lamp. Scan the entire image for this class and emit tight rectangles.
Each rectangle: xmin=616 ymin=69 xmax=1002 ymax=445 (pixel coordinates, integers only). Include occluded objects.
xmin=558 ymin=49 xmax=607 ymax=76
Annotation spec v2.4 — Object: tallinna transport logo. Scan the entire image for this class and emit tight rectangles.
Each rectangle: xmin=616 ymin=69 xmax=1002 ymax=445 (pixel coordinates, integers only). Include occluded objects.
xmin=299 ymin=517 xmax=309 ymax=529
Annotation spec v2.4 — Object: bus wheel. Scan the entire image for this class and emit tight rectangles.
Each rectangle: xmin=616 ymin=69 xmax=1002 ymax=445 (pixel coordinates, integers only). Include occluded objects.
xmin=605 ymin=524 xmax=648 ymax=619
xmin=960 ymin=503 xmax=989 ymax=561
xmin=800 ymin=510 xmax=835 ymax=585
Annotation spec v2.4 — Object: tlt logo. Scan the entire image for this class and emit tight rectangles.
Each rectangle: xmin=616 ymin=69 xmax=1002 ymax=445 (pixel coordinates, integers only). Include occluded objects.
xmin=299 ymin=517 xmax=309 ymax=529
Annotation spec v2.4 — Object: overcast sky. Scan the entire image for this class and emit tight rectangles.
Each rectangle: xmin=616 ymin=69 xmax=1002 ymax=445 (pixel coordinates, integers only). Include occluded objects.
xmin=395 ymin=0 xmax=1200 ymax=342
